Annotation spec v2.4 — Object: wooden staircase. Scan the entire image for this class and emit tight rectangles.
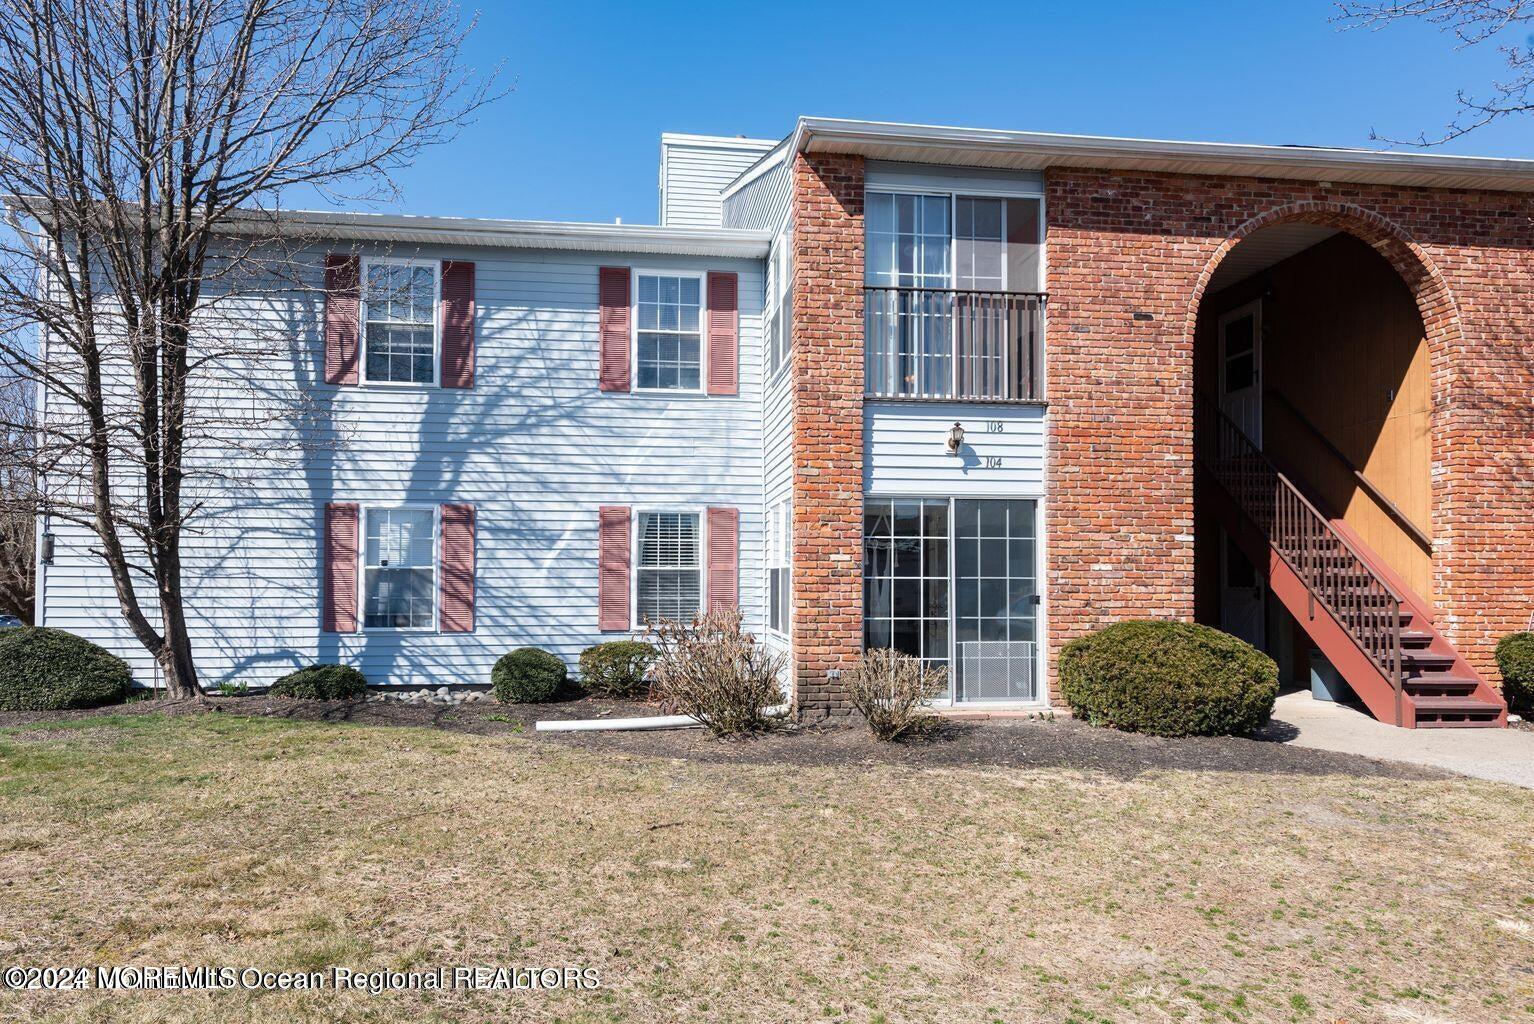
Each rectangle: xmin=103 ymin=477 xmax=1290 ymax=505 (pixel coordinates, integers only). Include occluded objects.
xmin=1195 ymin=393 xmax=1506 ymax=729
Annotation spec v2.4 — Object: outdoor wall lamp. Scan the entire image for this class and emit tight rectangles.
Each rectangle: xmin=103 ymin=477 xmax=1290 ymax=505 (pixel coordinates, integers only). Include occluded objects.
xmin=39 ymin=527 xmax=55 ymax=565
xmin=946 ymin=422 xmax=965 ymax=456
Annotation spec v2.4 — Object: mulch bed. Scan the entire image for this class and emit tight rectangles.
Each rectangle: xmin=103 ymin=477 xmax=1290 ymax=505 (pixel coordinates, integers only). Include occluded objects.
xmin=0 ymin=692 xmax=1447 ymax=782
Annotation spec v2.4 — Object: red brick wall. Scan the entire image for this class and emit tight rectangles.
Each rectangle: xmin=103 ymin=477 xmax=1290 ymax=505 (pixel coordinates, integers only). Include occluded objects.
xmin=1045 ymin=168 xmax=1534 ymax=692
xmin=788 ymin=151 xmax=865 ymax=716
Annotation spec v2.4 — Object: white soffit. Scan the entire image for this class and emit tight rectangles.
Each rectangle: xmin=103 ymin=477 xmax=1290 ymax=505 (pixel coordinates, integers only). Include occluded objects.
xmin=796 ymin=118 xmax=1534 ymax=194
xmin=1205 ymin=223 xmax=1340 ymax=294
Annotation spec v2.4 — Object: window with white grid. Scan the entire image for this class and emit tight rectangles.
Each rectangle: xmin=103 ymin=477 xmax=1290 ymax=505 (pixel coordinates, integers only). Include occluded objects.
xmin=363 ymin=508 xmax=435 ymax=629
xmin=636 ymin=274 xmax=702 ymax=390
xmin=363 ymin=260 xmax=437 ymax=385
xmin=765 ymin=240 xmax=792 ymax=379
xmin=768 ymin=500 xmax=790 ymax=635
xmin=636 ymin=511 xmax=701 ymax=624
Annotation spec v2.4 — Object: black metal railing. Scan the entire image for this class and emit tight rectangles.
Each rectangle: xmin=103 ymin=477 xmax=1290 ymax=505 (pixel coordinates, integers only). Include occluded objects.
xmin=1196 ymin=391 xmax=1405 ymax=725
xmin=864 ymin=286 xmax=1045 ymax=401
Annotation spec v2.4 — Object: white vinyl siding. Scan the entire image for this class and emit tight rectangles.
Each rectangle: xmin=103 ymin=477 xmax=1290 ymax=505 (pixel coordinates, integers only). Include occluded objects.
xmin=37 ymin=245 xmax=766 ymax=689
xmin=863 ymin=402 xmax=1046 ymax=498
xmin=722 ymin=147 xmax=791 ymax=230
xmin=659 ymin=135 xmax=777 ymax=228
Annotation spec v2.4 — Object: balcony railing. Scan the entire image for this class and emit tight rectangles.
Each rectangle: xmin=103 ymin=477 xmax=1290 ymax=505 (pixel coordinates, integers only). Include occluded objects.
xmin=865 ymin=286 xmax=1046 ymax=401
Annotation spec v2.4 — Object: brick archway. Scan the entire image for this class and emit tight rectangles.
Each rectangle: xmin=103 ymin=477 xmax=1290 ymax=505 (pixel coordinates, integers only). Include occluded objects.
xmin=1187 ymin=200 xmax=1464 ymax=604
xmin=1188 ymin=200 xmax=1465 ymax=398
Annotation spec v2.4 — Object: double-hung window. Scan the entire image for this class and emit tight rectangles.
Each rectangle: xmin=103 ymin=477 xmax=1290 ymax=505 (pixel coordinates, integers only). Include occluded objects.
xmin=636 ymin=274 xmax=703 ymax=391
xmin=767 ymin=500 xmax=790 ymax=634
xmin=636 ymin=511 xmax=702 ymax=624
xmin=363 ymin=507 xmax=436 ymax=629
xmin=363 ymin=259 xmax=438 ymax=385
xmin=764 ymin=239 xmax=792 ymax=380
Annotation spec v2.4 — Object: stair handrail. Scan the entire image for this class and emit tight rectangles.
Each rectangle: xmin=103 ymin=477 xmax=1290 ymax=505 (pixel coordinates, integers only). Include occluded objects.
xmin=1267 ymin=390 xmax=1432 ymax=554
xmin=1195 ymin=392 xmax=1405 ymax=725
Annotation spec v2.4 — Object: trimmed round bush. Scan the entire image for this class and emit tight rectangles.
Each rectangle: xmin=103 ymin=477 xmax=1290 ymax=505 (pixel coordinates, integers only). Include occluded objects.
xmin=1060 ymin=620 xmax=1278 ymax=737
xmin=0 ymin=627 xmax=132 ymax=711
xmin=1494 ymin=632 xmax=1534 ymax=719
xmin=268 ymin=664 xmax=368 ymax=699
xmin=492 ymin=647 xmax=567 ymax=703
xmin=578 ymin=640 xmax=657 ymax=698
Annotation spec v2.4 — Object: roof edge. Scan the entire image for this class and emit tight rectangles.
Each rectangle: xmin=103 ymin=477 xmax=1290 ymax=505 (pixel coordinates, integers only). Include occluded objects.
xmin=4 ymin=199 xmax=774 ymax=258
xmin=794 ymin=117 xmax=1534 ymax=192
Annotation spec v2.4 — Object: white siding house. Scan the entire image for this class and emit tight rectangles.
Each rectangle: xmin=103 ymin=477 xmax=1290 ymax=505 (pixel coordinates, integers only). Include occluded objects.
xmin=37 ymin=220 xmax=772 ymax=690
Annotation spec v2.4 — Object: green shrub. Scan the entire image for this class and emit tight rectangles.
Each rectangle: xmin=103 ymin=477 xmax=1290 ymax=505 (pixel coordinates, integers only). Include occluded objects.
xmin=578 ymin=640 xmax=657 ymax=698
xmin=1494 ymin=632 xmax=1534 ymax=719
xmin=492 ymin=647 xmax=567 ymax=703
xmin=1060 ymin=620 xmax=1278 ymax=737
xmin=0 ymin=627 xmax=133 ymax=711
xmin=268 ymin=664 xmax=368 ymax=700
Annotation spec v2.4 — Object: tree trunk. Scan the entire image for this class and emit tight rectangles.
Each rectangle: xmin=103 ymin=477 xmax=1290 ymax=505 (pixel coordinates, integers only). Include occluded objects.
xmin=157 ymin=609 xmax=201 ymax=699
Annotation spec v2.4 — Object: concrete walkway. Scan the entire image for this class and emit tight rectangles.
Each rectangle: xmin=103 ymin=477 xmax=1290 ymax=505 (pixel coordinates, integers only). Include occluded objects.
xmin=1272 ymin=691 xmax=1534 ymax=789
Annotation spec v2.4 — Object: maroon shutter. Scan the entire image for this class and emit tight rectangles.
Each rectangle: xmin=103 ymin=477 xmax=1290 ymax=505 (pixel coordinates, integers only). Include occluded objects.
xmin=598 ymin=506 xmax=631 ymax=630
xmin=322 ymin=502 xmax=359 ymax=632
xmin=598 ymin=267 xmax=631 ymax=392
xmin=706 ymin=271 xmax=738 ymax=396
xmin=439 ymin=503 xmax=476 ymax=632
xmin=324 ymin=254 xmax=360 ymax=386
xmin=706 ymin=506 xmax=739 ymax=612
xmin=440 ymin=261 xmax=475 ymax=389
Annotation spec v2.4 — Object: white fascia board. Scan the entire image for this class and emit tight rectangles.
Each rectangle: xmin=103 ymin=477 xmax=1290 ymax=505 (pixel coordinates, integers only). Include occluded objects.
xmin=221 ymin=209 xmax=774 ymax=258
xmin=794 ymin=116 xmax=1534 ymax=193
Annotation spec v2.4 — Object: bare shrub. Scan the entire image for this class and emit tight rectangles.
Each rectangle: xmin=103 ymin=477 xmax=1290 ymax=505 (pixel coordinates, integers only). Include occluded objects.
xmin=648 ymin=610 xmax=785 ymax=737
xmin=845 ymin=648 xmax=947 ymax=741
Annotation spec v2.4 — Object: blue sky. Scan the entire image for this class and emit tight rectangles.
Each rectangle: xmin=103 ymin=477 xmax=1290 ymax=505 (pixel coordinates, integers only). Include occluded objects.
xmin=383 ymin=0 xmax=1534 ymax=225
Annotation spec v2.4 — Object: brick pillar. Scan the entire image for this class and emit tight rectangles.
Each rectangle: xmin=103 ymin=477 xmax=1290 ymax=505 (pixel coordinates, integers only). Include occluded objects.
xmin=788 ymin=151 xmax=865 ymax=718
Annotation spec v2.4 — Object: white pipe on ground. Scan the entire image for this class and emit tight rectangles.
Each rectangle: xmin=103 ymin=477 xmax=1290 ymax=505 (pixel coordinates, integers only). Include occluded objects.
xmin=535 ymin=704 xmax=790 ymax=733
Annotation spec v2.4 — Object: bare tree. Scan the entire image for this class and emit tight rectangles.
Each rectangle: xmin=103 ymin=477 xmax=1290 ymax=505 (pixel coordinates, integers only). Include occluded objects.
xmin=0 ymin=373 xmax=33 ymax=622
xmin=1337 ymin=1 xmax=1534 ymax=143
xmin=0 ymin=0 xmax=496 ymax=696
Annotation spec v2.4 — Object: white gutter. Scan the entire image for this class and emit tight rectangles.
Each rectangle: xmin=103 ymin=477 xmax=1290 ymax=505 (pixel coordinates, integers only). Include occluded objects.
xmin=794 ymin=116 xmax=1534 ymax=193
xmin=1 ymin=197 xmax=774 ymax=259
xmin=234 ymin=209 xmax=774 ymax=258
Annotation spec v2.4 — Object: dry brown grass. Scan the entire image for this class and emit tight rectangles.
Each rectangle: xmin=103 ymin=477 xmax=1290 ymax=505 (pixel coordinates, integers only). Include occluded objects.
xmin=0 ymin=712 xmax=1530 ymax=1023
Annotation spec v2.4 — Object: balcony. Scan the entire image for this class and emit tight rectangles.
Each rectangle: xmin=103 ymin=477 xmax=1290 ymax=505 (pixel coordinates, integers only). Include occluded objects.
xmin=864 ymin=286 xmax=1046 ymax=402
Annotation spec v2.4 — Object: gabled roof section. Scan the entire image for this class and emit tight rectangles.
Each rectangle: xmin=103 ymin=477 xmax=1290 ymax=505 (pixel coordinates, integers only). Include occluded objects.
xmin=789 ymin=117 xmax=1534 ymax=194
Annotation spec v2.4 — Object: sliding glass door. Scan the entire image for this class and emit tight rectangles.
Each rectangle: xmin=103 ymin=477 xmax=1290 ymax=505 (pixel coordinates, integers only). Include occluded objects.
xmin=863 ymin=497 xmax=1041 ymax=704
xmin=952 ymin=499 xmax=1039 ymax=702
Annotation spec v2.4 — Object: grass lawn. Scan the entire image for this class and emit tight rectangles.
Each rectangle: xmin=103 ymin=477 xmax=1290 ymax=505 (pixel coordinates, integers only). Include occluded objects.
xmin=0 ymin=712 xmax=1531 ymax=1023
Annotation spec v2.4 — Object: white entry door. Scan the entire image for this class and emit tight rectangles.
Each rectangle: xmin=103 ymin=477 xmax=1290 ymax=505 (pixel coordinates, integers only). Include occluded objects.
xmin=1220 ymin=531 xmax=1266 ymax=650
xmin=1218 ymin=300 xmax=1262 ymax=448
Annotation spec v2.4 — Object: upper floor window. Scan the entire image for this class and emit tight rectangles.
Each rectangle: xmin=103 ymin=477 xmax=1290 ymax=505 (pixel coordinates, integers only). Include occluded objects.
xmin=363 ymin=507 xmax=435 ymax=629
xmin=363 ymin=259 xmax=439 ymax=385
xmin=636 ymin=273 xmax=702 ymax=391
xmin=866 ymin=193 xmax=951 ymax=290
xmin=765 ymin=239 xmax=792 ymax=380
xmin=864 ymin=190 xmax=1045 ymax=401
xmin=636 ymin=511 xmax=702 ymax=624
